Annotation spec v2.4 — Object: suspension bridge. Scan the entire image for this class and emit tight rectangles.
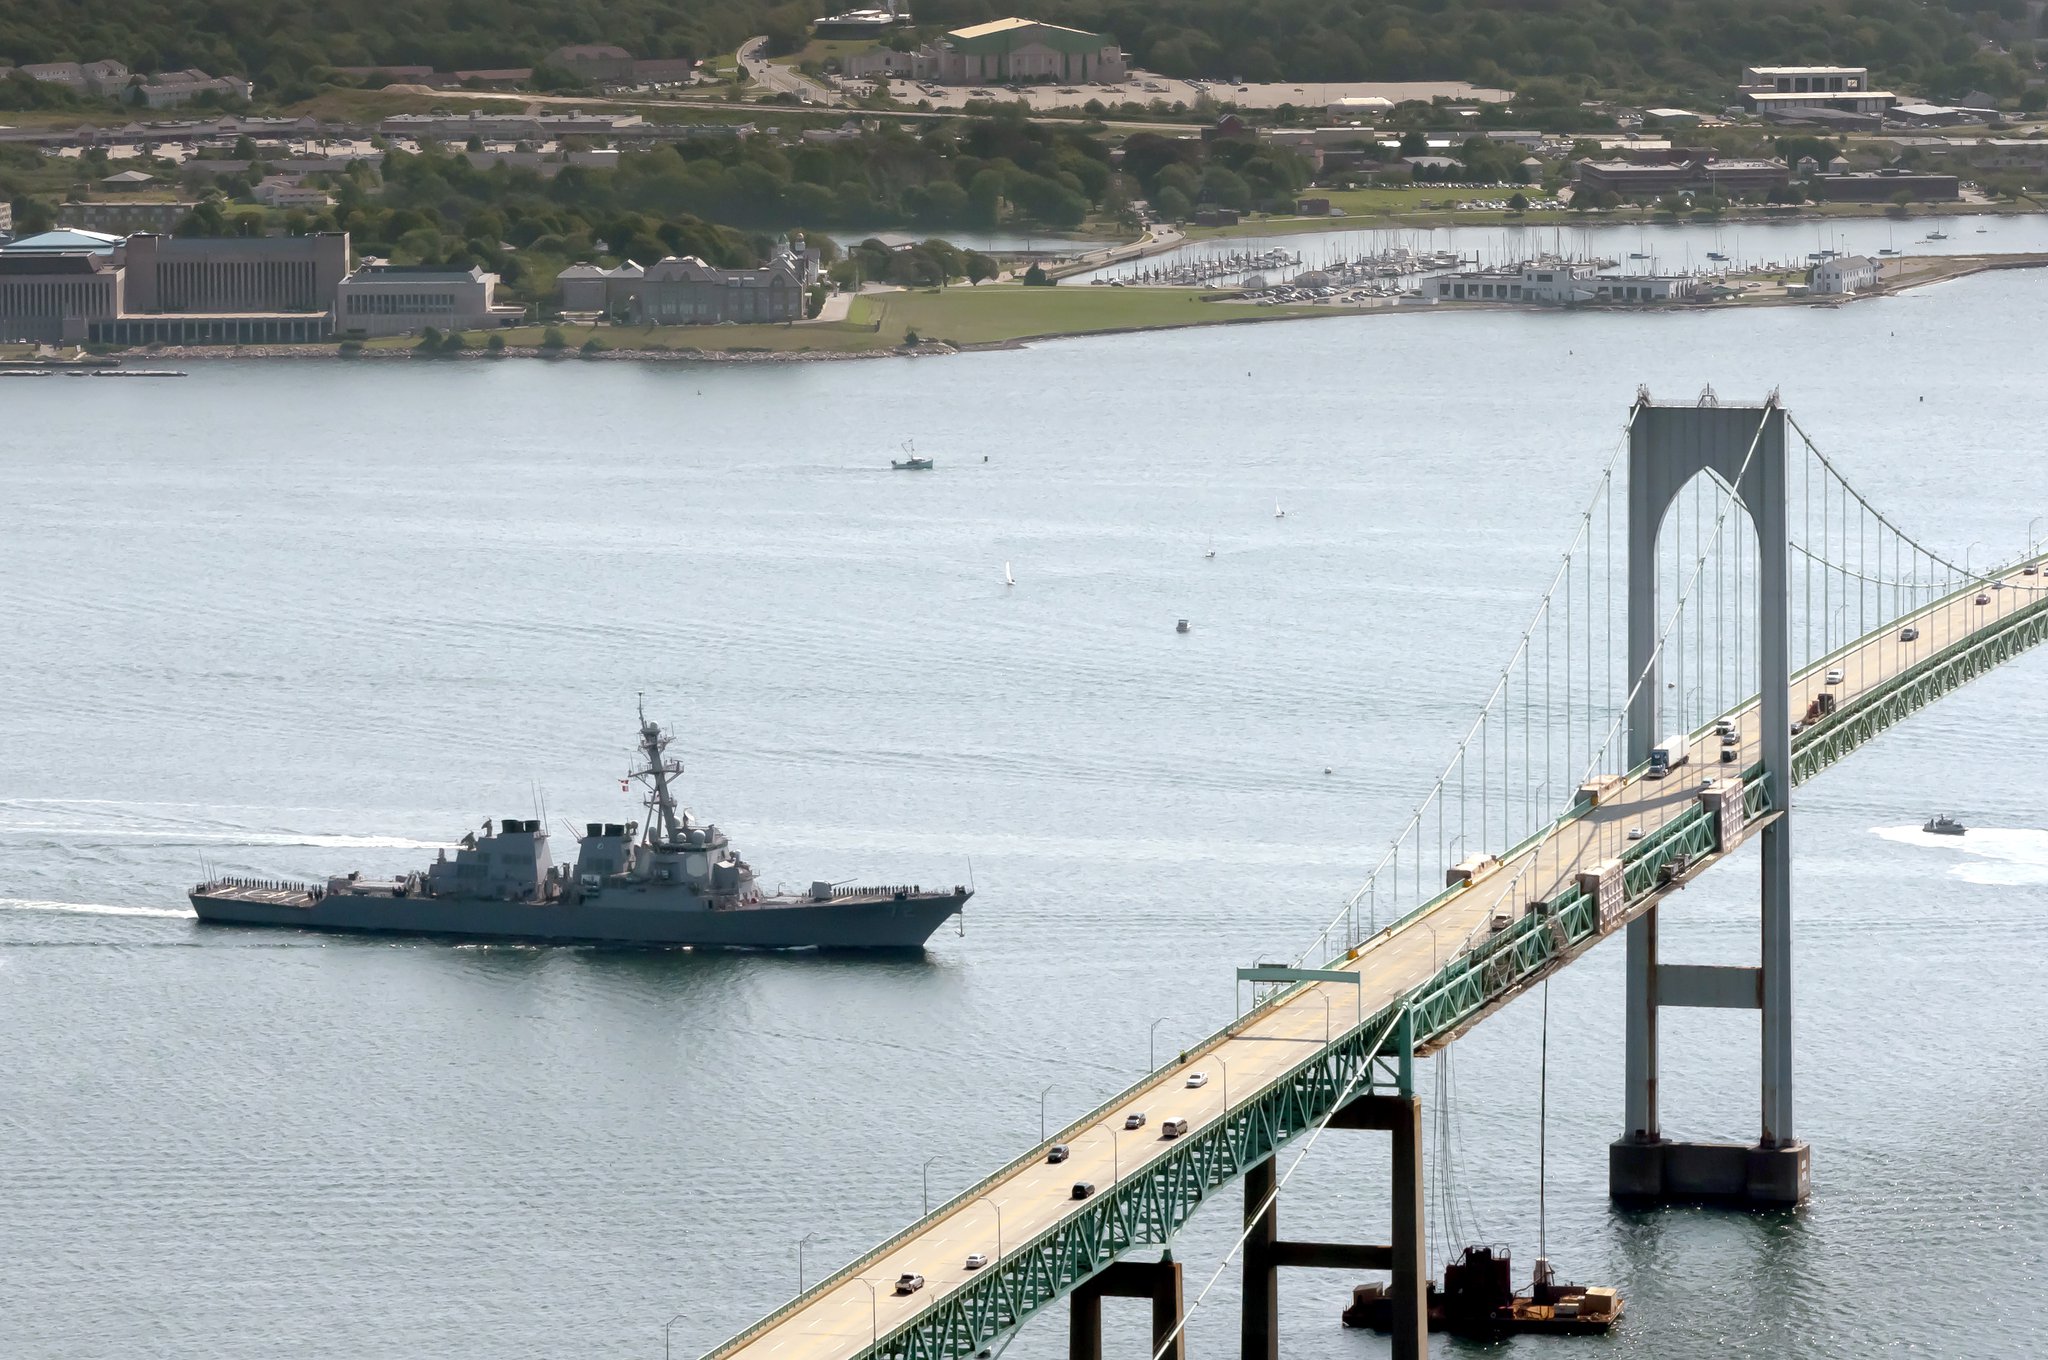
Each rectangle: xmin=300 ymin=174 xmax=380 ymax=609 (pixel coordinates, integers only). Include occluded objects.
xmin=696 ymin=393 xmax=2048 ymax=1360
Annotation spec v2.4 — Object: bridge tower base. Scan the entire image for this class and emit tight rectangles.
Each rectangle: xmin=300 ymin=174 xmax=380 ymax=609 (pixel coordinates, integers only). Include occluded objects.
xmin=1069 ymin=1258 xmax=1186 ymax=1360
xmin=1241 ymin=1093 xmax=1426 ymax=1360
xmin=1609 ymin=1137 xmax=1809 ymax=1209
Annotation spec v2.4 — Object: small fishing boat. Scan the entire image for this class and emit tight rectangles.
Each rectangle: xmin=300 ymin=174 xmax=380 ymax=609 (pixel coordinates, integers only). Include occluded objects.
xmin=1175 ymin=618 xmax=1190 ymax=634
xmin=891 ymin=440 xmax=933 ymax=471
xmin=1922 ymin=814 xmax=1966 ymax=836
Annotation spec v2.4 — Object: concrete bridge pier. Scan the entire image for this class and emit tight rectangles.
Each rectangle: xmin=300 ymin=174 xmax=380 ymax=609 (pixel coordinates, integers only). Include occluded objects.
xmin=1240 ymin=1093 xmax=1427 ymax=1360
xmin=1613 ymin=397 xmax=1810 ymax=1209
xmin=1069 ymin=1257 xmax=1186 ymax=1360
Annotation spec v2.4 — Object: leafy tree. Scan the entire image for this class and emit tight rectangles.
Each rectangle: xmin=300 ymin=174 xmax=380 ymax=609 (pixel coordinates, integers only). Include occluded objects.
xmin=1021 ymin=262 xmax=1054 ymax=287
xmin=415 ymin=325 xmax=444 ymax=352
xmin=965 ymin=252 xmax=996 ymax=285
xmin=486 ymin=332 xmax=507 ymax=353
xmin=540 ymin=325 xmax=568 ymax=350
xmin=1507 ymin=191 xmax=1529 ymax=212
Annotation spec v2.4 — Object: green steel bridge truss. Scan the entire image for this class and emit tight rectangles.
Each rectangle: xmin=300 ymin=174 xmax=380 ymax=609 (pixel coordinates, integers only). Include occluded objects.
xmin=707 ymin=584 xmax=2048 ymax=1360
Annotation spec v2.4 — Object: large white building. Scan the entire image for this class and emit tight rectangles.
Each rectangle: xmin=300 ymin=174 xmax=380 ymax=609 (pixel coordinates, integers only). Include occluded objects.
xmin=1738 ymin=65 xmax=1896 ymax=116
xmin=1813 ymin=255 xmax=1879 ymax=295
xmin=844 ymin=18 xmax=1125 ymax=86
xmin=1431 ymin=259 xmax=1700 ymax=305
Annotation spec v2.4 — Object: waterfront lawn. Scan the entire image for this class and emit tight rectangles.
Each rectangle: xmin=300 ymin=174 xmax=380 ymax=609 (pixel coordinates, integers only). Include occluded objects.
xmin=850 ymin=284 xmax=1326 ymax=345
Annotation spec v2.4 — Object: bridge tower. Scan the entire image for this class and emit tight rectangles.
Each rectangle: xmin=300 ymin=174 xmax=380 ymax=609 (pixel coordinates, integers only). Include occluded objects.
xmin=1610 ymin=394 xmax=1811 ymax=1207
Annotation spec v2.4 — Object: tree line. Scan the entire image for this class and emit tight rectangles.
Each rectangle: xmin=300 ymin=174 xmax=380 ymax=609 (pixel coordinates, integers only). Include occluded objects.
xmin=3 ymin=0 xmax=2038 ymax=101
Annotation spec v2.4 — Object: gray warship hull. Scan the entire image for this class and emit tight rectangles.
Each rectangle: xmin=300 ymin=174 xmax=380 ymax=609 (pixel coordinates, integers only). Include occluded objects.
xmin=188 ymin=885 xmax=969 ymax=949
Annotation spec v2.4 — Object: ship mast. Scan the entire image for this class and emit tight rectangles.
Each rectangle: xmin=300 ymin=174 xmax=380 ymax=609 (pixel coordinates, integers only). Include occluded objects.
xmin=631 ymin=695 xmax=687 ymax=847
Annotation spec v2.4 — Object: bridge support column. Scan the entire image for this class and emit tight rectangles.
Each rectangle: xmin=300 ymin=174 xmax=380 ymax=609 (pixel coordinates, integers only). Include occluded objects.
xmin=1240 ymin=1157 xmax=1277 ymax=1360
xmin=1613 ymin=396 xmax=1810 ymax=1209
xmin=1239 ymin=1095 xmax=1426 ymax=1360
xmin=1070 ymin=1258 xmax=1185 ymax=1360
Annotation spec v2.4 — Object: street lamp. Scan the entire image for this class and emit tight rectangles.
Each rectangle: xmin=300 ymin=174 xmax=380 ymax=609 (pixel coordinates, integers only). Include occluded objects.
xmin=922 ymin=1155 xmax=939 ymax=1216
xmin=664 ymin=1314 xmax=688 ymax=1360
xmin=1966 ymin=540 xmax=1984 ymax=583
xmin=975 ymin=1194 xmax=1005 ymax=1264
xmin=1214 ymin=1054 xmax=1231 ymax=1116
xmin=2029 ymin=515 xmax=2043 ymax=560
xmin=1148 ymin=1017 xmax=1169 ymax=1071
xmin=798 ymin=1232 xmax=818 ymax=1294
xmin=852 ymin=1280 xmax=879 ymax=1354
xmin=1039 ymin=1083 xmax=1054 ymax=1144
xmin=1092 ymin=1121 xmax=1122 ymax=1186
xmin=1311 ymin=990 xmax=1331 ymax=1044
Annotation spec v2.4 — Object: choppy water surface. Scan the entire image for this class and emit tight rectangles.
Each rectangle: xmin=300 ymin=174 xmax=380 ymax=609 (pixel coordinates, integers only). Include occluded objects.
xmin=3 ymin=271 xmax=2046 ymax=1359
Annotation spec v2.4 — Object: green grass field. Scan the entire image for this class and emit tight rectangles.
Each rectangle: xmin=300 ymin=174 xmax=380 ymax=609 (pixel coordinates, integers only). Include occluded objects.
xmin=849 ymin=284 xmax=1328 ymax=345
xmin=343 ymin=287 xmax=1333 ymax=356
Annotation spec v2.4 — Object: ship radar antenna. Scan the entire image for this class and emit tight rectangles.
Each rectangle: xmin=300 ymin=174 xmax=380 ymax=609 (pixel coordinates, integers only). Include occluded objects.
xmin=628 ymin=701 xmax=687 ymax=848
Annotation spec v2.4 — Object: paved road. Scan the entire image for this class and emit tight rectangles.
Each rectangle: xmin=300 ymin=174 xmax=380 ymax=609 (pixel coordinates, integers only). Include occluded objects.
xmin=712 ymin=560 xmax=2048 ymax=1360
xmin=738 ymin=37 xmax=840 ymax=107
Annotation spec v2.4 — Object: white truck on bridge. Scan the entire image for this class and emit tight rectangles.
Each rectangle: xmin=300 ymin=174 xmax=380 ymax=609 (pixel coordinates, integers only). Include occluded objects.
xmin=1648 ymin=731 xmax=1690 ymax=778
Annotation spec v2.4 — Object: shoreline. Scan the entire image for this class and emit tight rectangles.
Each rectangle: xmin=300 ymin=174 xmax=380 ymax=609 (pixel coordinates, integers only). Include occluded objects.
xmin=1183 ymin=198 xmax=2048 ymax=242
xmin=9 ymin=253 xmax=2041 ymax=370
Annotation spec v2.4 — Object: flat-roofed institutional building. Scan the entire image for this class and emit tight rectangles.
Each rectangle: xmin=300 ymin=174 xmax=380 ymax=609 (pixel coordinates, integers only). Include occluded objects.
xmin=334 ymin=261 xmax=525 ymax=336
xmin=844 ymin=17 xmax=1125 ymax=85
xmin=1738 ymin=65 xmax=1897 ymax=115
xmin=124 ymin=232 xmax=349 ymax=313
xmin=0 ymin=229 xmax=350 ymax=342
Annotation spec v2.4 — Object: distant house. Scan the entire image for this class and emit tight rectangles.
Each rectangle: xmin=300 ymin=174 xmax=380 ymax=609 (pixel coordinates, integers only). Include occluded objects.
xmin=452 ymin=69 xmax=534 ymax=89
xmin=137 ymin=70 xmax=253 ymax=108
xmin=1326 ymin=96 xmax=1393 ymax=119
xmin=549 ymin=45 xmax=637 ymax=82
xmin=100 ymin=170 xmax=157 ymax=190
xmin=253 ymin=175 xmax=336 ymax=210
xmin=1403 ymin=154 xmax=1461 ymax=180
xmin=59 ymin=200 xmax=197 ymax=234
xmin=1814 ymin=170 xmax=1959 ymax=202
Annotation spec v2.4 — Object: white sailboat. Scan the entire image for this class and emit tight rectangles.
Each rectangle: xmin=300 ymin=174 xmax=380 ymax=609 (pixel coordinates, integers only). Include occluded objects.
xmin=1003 ymin=561 xmax=1014 ymax=587
xmin=1274 ymin=501 xmax=1286 ymax=519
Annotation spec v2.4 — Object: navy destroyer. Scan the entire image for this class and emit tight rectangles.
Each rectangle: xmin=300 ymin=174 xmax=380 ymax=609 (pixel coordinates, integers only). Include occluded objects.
xmin=188 ymin=707 xmax=970 ymax=948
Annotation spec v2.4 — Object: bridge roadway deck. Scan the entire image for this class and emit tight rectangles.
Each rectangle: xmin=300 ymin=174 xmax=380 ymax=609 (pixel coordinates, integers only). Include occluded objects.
xmin=714 ymin=560 xmax=2048 ymax=1360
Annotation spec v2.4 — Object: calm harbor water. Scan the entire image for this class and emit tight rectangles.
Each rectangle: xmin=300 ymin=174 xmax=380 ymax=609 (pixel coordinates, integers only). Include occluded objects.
xmin=1074 ymin=211 xmax=2048 ymax=283
xmin=4 ymin=271 xmax=2047 ymax=1359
